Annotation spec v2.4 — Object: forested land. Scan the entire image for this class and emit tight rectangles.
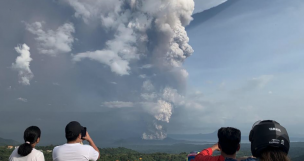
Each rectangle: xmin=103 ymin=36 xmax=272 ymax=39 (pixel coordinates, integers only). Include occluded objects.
xmin=1 ymin=143 xmax=304 ymax=161
xmin=0 ymin=146 xmax=187 ymax=161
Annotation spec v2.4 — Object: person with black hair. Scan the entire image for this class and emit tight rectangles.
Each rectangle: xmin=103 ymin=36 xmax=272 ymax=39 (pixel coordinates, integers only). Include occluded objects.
xmin=241 ymin=120 xmax=290 ymax=161
xmin=195 ymin=127 xmax=241 ymax=161
xmin=52 ymin=121 xmax=100 ymax=161
xmin=9 ymin=126 xmax=44 ymax=161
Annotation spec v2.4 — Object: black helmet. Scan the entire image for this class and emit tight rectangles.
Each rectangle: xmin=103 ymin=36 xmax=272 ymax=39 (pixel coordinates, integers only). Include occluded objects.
xmin=249 ymin=120 xmax=290 ymax=157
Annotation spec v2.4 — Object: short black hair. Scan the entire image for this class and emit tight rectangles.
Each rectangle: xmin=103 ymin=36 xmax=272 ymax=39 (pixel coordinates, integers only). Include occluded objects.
xmin=65 ymin=121 xmax=84 ymax=141
xmin=218 ymin=127 xmax=241 ymax=155
xmin=66 ymin=132 xmax=79 ymax=142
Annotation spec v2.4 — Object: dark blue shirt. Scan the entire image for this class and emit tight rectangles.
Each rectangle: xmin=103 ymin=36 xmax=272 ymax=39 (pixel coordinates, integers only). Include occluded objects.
xmin=224 ymin=158 xmax=237 ymax=161
xmin=224 ymin=157 xmax=257 ymax=161
xmin=240 ymin=158 xmax=257 ymax=161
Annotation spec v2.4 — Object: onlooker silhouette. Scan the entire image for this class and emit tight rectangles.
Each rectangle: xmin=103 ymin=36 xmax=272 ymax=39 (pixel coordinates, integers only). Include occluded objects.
xmin=52 ymin=121 xmax=100 ymax=161
xmin=9 ymin=126 xmax=45 ymax=161
xmin=241 ymin=120 xmax=290 ymax=161
xmin=195 ymin=127 xmax=241 ymax=161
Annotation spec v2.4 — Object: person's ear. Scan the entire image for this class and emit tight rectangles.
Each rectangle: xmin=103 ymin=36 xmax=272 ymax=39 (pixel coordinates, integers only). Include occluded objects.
xmin=237 ymin=144 xmax=240 ymax=151
xmin=36 ymin=137 xmax=40 ymax=143
xmin=218 ymin=143 xmax=222 ymax=150
xmin=76 ymin=133 xmax=82 ymax=142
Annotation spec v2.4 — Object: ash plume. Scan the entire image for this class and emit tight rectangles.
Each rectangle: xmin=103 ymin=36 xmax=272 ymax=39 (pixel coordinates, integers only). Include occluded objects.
xmin=12 ymin=44 xmax=34 ymax=85
xmin=26 ymin=22 xmax=75 ymax=56
xmin=67 ymin=0 xmax=194 ymax=139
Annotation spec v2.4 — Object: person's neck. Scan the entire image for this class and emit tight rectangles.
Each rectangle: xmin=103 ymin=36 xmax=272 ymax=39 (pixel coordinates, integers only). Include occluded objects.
xmin=67 ymin=140 xmax=80 ymax=144
xmin=31 ymin=143 xmax=36 ymax=148
xmin=221 ymin=152 xmax=236 ymax=159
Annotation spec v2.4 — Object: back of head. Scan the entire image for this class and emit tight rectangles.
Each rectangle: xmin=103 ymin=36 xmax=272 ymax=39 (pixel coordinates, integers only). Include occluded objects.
xmin=65 ymin=121 xmax=84 ymax=142
xmin=249 ymin=120 xmax=290 ymax=160
xmin=18 ymin=126 xmax=41 ymax=156
xmin=218 ymin=127 xmax=241 ymax=155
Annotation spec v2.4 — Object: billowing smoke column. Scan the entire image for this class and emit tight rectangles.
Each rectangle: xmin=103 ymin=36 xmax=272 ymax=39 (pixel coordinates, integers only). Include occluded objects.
xmin=26 ymin=22 xmax=75 ymax=56
xmin=68 ymin=0 xmax=194 ymax=139
xmin=12 ymin=44 xmax=34 ymax=85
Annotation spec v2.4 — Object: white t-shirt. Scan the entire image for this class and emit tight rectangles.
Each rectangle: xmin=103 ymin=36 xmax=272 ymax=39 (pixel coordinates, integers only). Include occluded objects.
xmin=52 ymin=143 xmax=99 ymax=161
xmin=9 ymin=148 xmax=45 ymax=161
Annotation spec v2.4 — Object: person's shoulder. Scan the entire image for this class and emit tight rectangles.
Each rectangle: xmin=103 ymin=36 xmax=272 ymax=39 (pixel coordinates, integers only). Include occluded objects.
xmin=32 ymin=148 xmax=44 ymax=156
xmin=54 ymin=144 xmax=68 ymax=148
xmin=12 ymin=147 xmax=18 ymax=153
xmin=81 ymin=144 xmax=98 ymax=153
xmin=53 ymin=144 xmax=67 ymax=152
xmin=53 ymin=145 xmax=60 ymax=150
xmin=33 ymin=148 xmax=42 ymax=152
xmin=10 ymin=148 xmax=18 ymax=156
xmin=82 ymin=144 xmax=95 ymax=150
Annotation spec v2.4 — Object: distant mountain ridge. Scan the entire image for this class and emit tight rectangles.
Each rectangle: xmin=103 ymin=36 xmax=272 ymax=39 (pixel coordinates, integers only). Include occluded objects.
xmin=0 ymin=137 xmax=19 ymax=146
xmin=187 ymin=0 xmax=240 ymax=30
xmin=168 ymin=131 xmax=218 ymax=141
xmin=111 ymin=136 xmax=208 ymax=146
xmin=168 ymin=132 xmax=304 ymax=143
xmin=168 ymin=131 xmax=250 ymax=142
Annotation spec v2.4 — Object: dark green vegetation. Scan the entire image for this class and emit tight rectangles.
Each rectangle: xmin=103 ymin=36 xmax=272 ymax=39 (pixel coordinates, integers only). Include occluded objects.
xmin=0 ymin=147 xmax=13 ymax=160
xmin=0 ymin=146 xmax=187 ymax=161
xmin=99 ymin=147 xmax=187 ymax=161
xmin=1 ymin=143 xmax=304 ymax=161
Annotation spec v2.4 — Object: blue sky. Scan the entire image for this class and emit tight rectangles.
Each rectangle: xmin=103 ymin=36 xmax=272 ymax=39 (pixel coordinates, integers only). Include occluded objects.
xmin=179 ymin=0 xmax=304 ymax=135
xmin=0 ymin=0 xmax=304 ymax=144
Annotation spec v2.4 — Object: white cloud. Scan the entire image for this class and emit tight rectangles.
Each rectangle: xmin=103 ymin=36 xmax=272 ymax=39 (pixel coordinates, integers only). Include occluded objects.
xmin=139 ymin=74 xmax=146 ymax=79
xmin=102 ymin=101 xmax=134 ymax=108
xmin=111 ymin=82 xmax=117 ymax=85
xmin=141 ymin=93 xmax=158 ymax=101
xmin=67 ymin=0 xmax=195 ymax=139
xmin=73 ymin=24 xmax=139 ymax=75
xmin=140 ymin=64 xmax=153 ymax=69
xmin=240 ymin=75 xmax=274 ymax=91
xmin=142 ymin=122 xmax=167 ymax=140
xmin=52 ymin=82 xmax=60 ymax=86
xmin=70 ymin=0 xmax=194 ymax=76
xmin=17 ymin=97 xmax=28 ymax=102
xmin=252 ymin=75 xmax=274 ymax=89
xmin=162 ymin=87 xmax=185 ymax=105
xmin=26 ymin=22 xmax=75 ymax=56
xmin=140 ymin=100 xmax=173 ymax=123
xmin=142 ymin=80 xmax=155 ymax=92
xmin=73 ymin=50 xmax=131 ymax=76
xmin=153 ymin=100 xmax=173 ymax=123
xmin=12 ymin=44 xmax=34 ymax=85
xmin=66 ymin=0 xmax=122 ymax=24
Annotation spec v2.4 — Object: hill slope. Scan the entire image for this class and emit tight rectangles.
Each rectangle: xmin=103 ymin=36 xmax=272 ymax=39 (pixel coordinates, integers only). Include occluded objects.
xmin=187 ymin=0 xmax=240 ymax=30
xmin=0 ymin=137 xmax=19 ymax=146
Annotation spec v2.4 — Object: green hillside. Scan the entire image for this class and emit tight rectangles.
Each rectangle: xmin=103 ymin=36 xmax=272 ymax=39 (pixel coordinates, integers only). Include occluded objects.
xmin=3 ymin=142 xmax=304 ymax=161
xmin=0 ymin=146 xmax=188 ymax=161
xmin=0 ymin=137 xmax=19 ymax=146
